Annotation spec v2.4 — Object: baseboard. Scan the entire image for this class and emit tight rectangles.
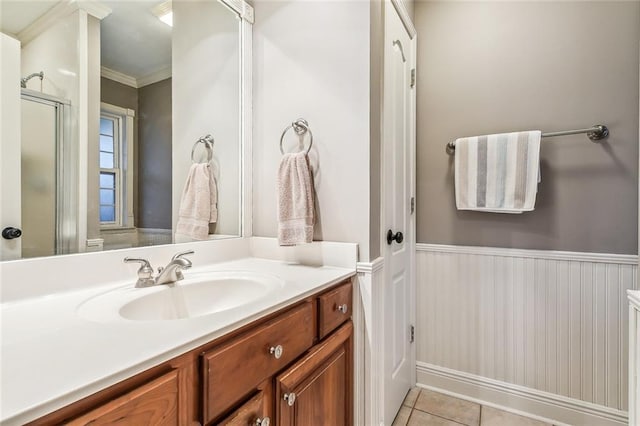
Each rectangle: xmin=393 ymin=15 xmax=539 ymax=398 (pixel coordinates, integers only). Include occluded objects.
xmin=417 ymin=362 xmax=627 ymax=426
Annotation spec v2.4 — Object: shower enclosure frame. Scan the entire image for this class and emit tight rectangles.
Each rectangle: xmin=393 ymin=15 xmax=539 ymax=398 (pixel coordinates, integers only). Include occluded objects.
xmin=21 ymin=89 xmax=77 ymax=255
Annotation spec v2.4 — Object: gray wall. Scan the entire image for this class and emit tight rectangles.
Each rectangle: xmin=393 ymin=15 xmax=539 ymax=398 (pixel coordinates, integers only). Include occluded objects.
xmin=370 ymin=0 xmax=383 ymax=260
xmin=415 ymin=1 xmax=639 ymax=254
xmin=138 ymin=78 xmax=172 ymax=229
xmin=101 ymin=77 xmax=138 ymax=111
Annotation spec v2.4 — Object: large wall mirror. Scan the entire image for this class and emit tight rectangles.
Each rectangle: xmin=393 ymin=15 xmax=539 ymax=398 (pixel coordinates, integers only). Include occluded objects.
xmin=0 ymin=0 xmax=253 ymax=261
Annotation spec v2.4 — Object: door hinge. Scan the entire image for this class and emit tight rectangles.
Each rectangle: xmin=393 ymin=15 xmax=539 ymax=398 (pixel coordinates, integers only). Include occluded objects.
xmin=410 ymin=197 xmax=415 ymax=214
xmin=410 ymin=69 xmax=416 ymax=88
xmin=410 ymin=325 xmax=415 ymax=343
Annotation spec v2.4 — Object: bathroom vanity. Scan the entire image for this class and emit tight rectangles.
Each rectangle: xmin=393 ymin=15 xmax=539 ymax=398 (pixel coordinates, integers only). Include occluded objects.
xmin=0 ymin=238 xmax=358 ymax=425
xmin=31 ymin=280 xmax=353 ymax=425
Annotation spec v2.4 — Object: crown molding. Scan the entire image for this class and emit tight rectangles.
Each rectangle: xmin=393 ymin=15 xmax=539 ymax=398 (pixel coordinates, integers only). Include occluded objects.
xmin=78 ymin=1 xmax=112 ymax=20
xmin=101 ymin=67 xmax=137 ymax=88
xmin=19 ymin=1 xmax=112 ymax=46
xmin=137 ymin=66 xmax=172 ymax=88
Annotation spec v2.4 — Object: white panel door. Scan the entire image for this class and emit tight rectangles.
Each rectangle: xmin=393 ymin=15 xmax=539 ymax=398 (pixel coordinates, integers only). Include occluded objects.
xmin=382 ymin=1 xmax=415 ymax=423
xmin=0 ymin=33 xmax=22 ymax=260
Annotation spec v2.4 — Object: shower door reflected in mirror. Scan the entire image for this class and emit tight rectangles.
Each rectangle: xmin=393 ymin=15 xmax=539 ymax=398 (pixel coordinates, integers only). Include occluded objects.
xmin=21 ymin=93 xmax=62 ymax=258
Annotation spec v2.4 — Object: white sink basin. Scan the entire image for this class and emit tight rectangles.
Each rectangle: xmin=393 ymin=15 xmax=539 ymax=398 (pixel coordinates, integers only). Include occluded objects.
xmin=77 ymin=271 xmax=285 ymax=322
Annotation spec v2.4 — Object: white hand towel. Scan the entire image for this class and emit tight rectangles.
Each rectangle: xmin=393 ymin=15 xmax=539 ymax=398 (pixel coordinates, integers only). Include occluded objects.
xmin=277 ymin=152 xmax=315 ymax=246
xmin=176 ymin=163 xmax=218 ymax=240
xmin=454 ymin=130 xmax=541 ymax=213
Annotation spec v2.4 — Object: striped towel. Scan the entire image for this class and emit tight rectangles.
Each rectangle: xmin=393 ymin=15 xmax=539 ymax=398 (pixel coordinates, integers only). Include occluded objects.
xmin=454 ymin=131 xmax=541 ymax=213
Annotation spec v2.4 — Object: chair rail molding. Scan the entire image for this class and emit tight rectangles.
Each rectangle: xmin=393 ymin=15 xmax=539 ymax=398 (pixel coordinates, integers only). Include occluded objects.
xmin=416 ymin=243 xmax=638 ymax=265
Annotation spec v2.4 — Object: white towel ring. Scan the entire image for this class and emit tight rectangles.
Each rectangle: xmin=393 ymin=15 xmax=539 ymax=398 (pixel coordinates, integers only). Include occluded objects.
xmin=191 ymin=135 xmax=214 ymax=164
xmin=280 ymin=119 xmax=313 ymax=155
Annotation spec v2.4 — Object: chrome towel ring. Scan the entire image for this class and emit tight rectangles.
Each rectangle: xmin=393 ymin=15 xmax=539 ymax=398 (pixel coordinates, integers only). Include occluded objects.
xmin=191 ymin=134 xmax=214 ymax=164
xmin=280 ymin=118 xmax=313 ymax=155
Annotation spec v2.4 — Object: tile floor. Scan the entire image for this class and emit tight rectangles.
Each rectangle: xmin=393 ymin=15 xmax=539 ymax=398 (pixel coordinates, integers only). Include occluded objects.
xmin=392 ymin=387 xmax=554 ymax=426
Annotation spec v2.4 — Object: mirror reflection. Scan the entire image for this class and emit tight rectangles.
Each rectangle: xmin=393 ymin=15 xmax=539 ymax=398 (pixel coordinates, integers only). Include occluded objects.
xmin=0 ymin=0 xmax=243 ymax=261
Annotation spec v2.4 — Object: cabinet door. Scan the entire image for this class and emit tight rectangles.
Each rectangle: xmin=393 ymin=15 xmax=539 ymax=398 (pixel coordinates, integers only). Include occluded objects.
xmin=276 ymin=321 xmax=353 ymax=426
xmin=67 ymin=370 xmax=178 ymax=425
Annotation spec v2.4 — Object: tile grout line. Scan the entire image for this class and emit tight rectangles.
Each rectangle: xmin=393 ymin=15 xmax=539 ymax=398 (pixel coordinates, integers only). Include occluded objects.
xmin=410 ymin=406 xmax=470 ymax=426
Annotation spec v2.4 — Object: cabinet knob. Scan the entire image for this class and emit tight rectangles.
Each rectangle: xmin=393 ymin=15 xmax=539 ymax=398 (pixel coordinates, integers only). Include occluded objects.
xmin=337 ymin=304 xmax=348 ymax=314
xmin=256 ymin=417 xmax=271 ymax=426
xmin=283 ymin=392 xmax=296 ymax=406
xmin=269 ymin=344 xmax=283 ymax=359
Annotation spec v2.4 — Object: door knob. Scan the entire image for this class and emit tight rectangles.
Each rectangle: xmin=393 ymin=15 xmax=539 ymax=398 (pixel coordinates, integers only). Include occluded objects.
xmin=2 ymin=227 xmax=22 ymax=240
xmin=386 ymin=230 xmax=403 ymax=245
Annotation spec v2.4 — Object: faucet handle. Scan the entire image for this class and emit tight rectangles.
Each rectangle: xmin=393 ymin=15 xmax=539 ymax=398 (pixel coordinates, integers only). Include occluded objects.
xmin=172 ymin=250 xmax=194 ymax=263
xmin=124 ymin=257 xmax=155 ymax=287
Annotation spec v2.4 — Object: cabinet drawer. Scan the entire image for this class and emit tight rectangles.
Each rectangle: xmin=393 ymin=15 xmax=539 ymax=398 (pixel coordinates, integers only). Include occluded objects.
xmin=318 ymin=281 xmax=352 ymax=339
xmin=217 ymin=387 xmax=270 ymax=426
xmin=67 ymin=370 xmax=178 ymax=426
xmin=202 ymin=301 xmax=314 ymax=424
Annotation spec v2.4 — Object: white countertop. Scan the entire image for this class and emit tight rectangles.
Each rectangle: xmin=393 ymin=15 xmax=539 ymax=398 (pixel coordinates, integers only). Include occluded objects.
xmin=0 ymin=253 xmax=356 ymax=425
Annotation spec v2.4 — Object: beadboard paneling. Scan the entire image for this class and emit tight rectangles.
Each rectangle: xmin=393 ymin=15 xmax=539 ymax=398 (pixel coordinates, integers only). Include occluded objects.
xmin=416 ymin=245 xmax=637 ymax=412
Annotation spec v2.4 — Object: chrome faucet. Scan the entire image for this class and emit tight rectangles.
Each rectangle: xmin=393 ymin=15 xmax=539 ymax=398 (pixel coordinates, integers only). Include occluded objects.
xmin=124 ymin=250 xmax=194 ymax=288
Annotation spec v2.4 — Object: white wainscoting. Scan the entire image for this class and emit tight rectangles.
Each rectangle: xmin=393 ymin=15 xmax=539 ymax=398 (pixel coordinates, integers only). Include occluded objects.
xmin=416 ymin=244 xmax=637 ymax=425
xmin=356 ymin=257 xmax=385 ymax=426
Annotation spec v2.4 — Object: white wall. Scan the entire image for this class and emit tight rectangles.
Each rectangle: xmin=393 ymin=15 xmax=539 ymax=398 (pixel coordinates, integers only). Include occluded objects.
xmin=252 ymin=0 xmax=372 ymax=260
xmin=0 ymin=33 xmax=22 ymax=260
xmin=20 ymin=12 xmax=80 ymax=102
xmin=172 ymin=0 xmax=241 ymax=238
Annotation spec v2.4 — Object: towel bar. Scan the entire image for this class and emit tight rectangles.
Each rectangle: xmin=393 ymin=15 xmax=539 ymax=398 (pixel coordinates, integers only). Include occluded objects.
xmin=280 ymin=118 xmax=313 ymax=155
xmin=445 ymin=124 xmax=609 ymax=155
xmin=191 ymin=135 xmax=214 ymax=163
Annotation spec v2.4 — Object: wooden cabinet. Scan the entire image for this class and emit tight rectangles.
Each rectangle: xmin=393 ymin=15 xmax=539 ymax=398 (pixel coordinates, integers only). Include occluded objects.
xmin=66 ymin=370 xmax=179 ymax=426
xmin=276 ymin=321 xmax=353 ymax=426
xmin=29 ymin=279 xmax=354 ymax=426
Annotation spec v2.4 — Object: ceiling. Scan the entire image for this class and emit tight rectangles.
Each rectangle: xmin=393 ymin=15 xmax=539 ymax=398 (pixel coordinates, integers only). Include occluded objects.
xmin=0 ymin=1 xmax=57 ymax=36
xmin=0 ymin=0 xmax=172 ymax=81
xmin=101 ymin=1 xmax=171 ymax=80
